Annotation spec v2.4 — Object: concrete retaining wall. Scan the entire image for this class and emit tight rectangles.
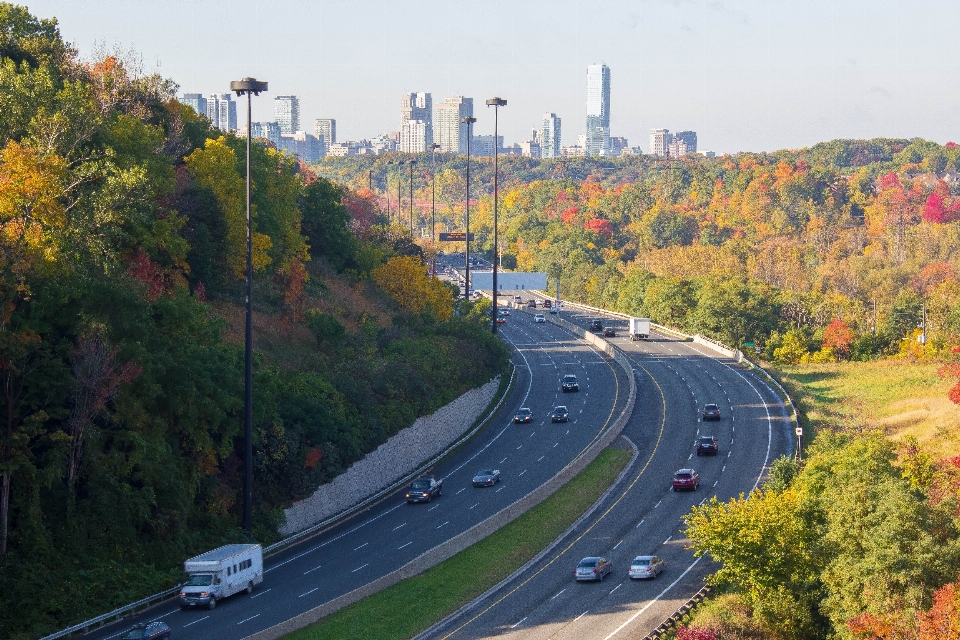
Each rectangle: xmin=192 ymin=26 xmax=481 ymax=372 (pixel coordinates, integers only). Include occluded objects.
xmin=280 ymin=377 xmax=501 ymax=535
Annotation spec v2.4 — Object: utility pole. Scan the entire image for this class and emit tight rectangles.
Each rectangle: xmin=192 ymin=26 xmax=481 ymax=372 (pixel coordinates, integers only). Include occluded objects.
xmin=462 ymin=116 xmax=477 ymax=299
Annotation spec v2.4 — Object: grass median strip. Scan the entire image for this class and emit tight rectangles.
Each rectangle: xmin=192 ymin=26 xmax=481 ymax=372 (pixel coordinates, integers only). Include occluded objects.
xmin=284 ymin=447 xmax=633 ymax=640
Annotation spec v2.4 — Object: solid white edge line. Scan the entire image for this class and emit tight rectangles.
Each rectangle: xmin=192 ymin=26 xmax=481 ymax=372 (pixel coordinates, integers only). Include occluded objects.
xmin=603 ymin=557 xmax=703 ymax=640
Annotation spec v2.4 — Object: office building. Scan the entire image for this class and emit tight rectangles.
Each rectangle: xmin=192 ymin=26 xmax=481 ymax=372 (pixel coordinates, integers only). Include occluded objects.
xmin=434 ymin=96 xmax=473 ymax=153
xmin=585 ymin=64 xmax=611 ymax=156
xmin=206 ymin=93 xmax=237 ymax=132
xmin=518 ymin=140 xmax=541 ymax=158
xmin=314 ymin=119 xmax=336 ymax=146
xmin=181 ymin=93 xmax=207 ymax=117
xmin=371 ymin=134 xmax=397 ymax=153
xmin=400 ymin=92 xmax=433 ymax=152
xmin=470 ymin=135 xmax=503 ymax=157
xmin=277 ymin=131 xmax=322 ymax=163
xmin=274 ymin=95 xmax=300 ymax=135
xmin=401 ymin=119 xmax=430 ymax=153
xmin=673 ymin=131 xmax=697 ymax=154
xmin=541 ymin=113 xmax=562 ymax=159
xmin=649 ymin=129 xmax=671 ymax=157
xmin=609 ymin=137 xmax=629 ymax=156
xmin=251 ymin=121 xmax=281 ymax=147
xmin=561 ymin=145 xmax=585 ymax=157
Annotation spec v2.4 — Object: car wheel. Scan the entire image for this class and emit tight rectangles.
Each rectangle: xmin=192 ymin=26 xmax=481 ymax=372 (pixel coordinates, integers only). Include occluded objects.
xmin=208 ymin=597 xmax=217 ymax=610
xmin=246 ymin=581 xmax=254 ymax=594
xmin=598 ymin=571 xmax=604 ymax=582
xmin=694 ymin=482 xmax=699 ymax=491
xmin=438 ymin=486 xmax=442 ymax=496
xmin=696 ymin=450 xmax=701 ymax=456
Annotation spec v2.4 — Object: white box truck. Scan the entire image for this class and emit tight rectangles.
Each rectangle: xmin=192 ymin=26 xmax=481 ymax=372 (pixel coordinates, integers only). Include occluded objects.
xmin=630 ymin=317 xmax=650 ymax=341
xmin=179 ymin=543 xmax=263 ymax=610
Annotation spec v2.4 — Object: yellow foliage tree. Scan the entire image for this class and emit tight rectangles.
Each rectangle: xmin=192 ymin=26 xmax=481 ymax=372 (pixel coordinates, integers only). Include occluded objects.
xmin=184 ymin=137 xmax=272 ymax=278
xmin=371 ymin=256 xmax=454 ymax=321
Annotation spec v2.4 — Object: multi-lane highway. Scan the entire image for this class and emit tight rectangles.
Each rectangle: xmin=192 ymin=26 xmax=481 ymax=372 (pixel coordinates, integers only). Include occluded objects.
xmin=417 ymin=304 xmax=792 ymax=640
xmin=80 ymin=301 xmax=631 ymax=640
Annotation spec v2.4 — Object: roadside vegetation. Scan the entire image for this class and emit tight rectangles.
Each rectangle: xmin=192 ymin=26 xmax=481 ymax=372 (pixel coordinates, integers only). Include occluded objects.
xmin=284 ymin=447 xmax=633 ymax=640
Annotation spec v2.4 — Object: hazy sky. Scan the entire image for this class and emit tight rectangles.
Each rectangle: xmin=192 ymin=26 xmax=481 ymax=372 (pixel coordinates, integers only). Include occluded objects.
xmin=24 ymin=0 xmax=960 ymax=153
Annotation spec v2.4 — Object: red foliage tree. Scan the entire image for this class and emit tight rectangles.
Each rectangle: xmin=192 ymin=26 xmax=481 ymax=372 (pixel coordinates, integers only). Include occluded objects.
xmin=584 ymin=218 xmax=613 ymax=238
xmin=342 ymin=190 xmax=376 ymax=238
xmin=846 ymin=611 xmax=915 ymax=639
xmin=127 ymin=249 xmax=164 ymax=300
xmin=923 ymin=192 xmax=947 ymax=224
xmin=938 ymin=347 xmax=960 ymax=405
xmin=912 ymin=262 xmax=957 ymax=296
xmin=917 ymin=581 xmax=960 ymax=639
xmin=283 ymin=258 xmax=307 ymax=324
xmin=823 ymin=317 xmax=855 ymax=360
xmin=561 ymin=206 xmax=579 ymax=225
xmin=675 ymin=625 xmax=719 ymax=640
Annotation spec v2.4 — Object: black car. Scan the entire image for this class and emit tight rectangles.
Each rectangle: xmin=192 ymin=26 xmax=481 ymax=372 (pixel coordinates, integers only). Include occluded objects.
xmin=121 ymin=622 xmax=171 ymax=640
xmin=603 ymin=326 xmax=616 ymax=337
xmin=702 ymin=403 xmax=721 ymax=421
xmin=551 ymin=406 xmax=569 ymax=422
xmin=514 ymin=407 xmax=533 ymax=424
xmin=589 ymin=319 xmax=604 ymax=332
xmin=561 ymin=374 xmax=579 ymax=392
xmin=696 ymin=436 xmax=719 ymax=456
xmin=405 ymin=475 xmax=443 ymax=503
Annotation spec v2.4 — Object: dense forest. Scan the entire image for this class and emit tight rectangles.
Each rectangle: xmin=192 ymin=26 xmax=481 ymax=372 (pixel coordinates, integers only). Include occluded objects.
xmin=0 ymin=6 xmax=508 ymax=638
xmin=320 ymin=136 xmax=960 ymax=363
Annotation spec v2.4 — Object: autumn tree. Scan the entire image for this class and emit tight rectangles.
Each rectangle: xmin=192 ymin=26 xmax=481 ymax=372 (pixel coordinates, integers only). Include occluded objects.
xmin=371 ymin=256 xmax=454 ymax=321
xmin=823 ymin=317 xmax=855 ymax=360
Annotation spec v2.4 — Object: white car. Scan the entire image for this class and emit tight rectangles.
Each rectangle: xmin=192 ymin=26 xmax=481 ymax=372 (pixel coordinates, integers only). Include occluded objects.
xmin=628 ymin=555 xmax=664 ymax=579
xmin=534 ymin=314 xmax=546 ymax=323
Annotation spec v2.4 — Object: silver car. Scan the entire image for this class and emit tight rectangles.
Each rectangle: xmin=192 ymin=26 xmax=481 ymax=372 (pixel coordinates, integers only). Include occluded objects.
xmin=628 ymin=555 xmax=664 ymax=579
xmin=472 ymin=468 xmax=501 ymax=487
xmin=575 ymin=556 xmax=612 ymax=582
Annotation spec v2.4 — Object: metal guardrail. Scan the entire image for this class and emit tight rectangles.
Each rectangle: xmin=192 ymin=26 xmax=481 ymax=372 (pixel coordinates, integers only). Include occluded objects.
xmin=39 ymin=586 xmax=184 ymax=640
xmin=642 ymin=585 xmax=713 ymax=639
xmin=40 ymin=370 xmax=518 ymax=640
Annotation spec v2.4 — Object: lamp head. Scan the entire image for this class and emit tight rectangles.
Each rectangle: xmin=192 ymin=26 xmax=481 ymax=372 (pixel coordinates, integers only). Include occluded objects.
xmin=486 ymin=97 xmax=507 ymax=107
xmin=461 ymin=116 xmax=477 ymax=124
xmin=230 ymin=77 xmax=268 ymax=96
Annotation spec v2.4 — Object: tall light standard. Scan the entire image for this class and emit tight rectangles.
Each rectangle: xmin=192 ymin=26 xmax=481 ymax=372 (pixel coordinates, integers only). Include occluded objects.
xmin=461 ymin=116 xmax=477 ymax=299
xmin=397 ymin=159 xmax=404 ymax=228
xmin=486 ymin=98 xmax=507 ymax=333
xmin=408 ymin=158 xmax=417 ymax=235
xmin=229 ymin=76 xmax=267 ymax=539
xmin=429 ymin=143 xmax=440 ymax=275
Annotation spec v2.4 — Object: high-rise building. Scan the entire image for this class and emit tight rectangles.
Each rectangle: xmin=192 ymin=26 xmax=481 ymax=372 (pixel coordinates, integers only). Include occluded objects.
xmin=434 ymin=96 xmax=473 ymax=153
xmin=400 ymin=119 xmax=429 ymax=154
xmin=673 ymin=131 xmax=697 ymax=154
xmin=518 ymin=140 xmax=541 ymax=158
xmin=206 ymin=93 xmax=237 ymax=132
xmin=541 ymin=113 xmax=562 ymax=159
xmin=314 ymin=119 xmax=336 ymax=145
xmin=274 ymin=96 xmax=300 ymax=135
xmin=608 ymin=136 xmax=629 ymax=156
xmin=470 ymin=135 xmax=503 ymax=157
xmin=181 ymin=93 xmax=207 ymax=117
xmin=400 ymin=92 xmax=432 ymax=152
xmin=649 ymin=129 xmax=671 ymax=157
xmin=585 ymin=64 xmax=611 ymax=156
xmin=277 ymin=131 xmax=322 ymax=163
xmin=251 ymin=121 xmax=281 ymax=147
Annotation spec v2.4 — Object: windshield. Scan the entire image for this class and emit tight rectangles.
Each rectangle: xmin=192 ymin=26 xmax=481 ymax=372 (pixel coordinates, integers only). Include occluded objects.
xmin=121 ymin=631 xmax=146 ymax=640
xmin=676 ymin=474 xmax=692 ymax=480
xmin=698 ymin=438 xmax=713 ymax=444
xmin=633 ymin=558 xmax=651 ymax=566
xmin=411 ymin=480 xmax=431 ymax=490
xmin=554 ymin=407 xmax=566 ymax=413
xmin=578 ymin=559 xmax=598 ymax=568
xmin=517 ymin=408 xmax=530 ymax=415
xmin=564 ymin=376 xmax=576 ymax=382
xmin=185 ymin=574 xmax=213 ymax=586
xmin=477 ymin=469 xmax=494 ymax=476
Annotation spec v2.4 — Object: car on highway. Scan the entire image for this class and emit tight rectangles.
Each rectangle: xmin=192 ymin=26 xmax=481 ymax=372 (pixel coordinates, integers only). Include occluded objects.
xmin=499 ymin=307 xmax=510 ymax=316
xmin=589 ymin=318 xmax=604 ymax=332
xmin=534 ymin=313 xmax=546 ymax=323
xmin=514 ymin=407 xmax=533 ymax=424
xmin=550 ymin=406 xmax=569 ymax=423
xmin=496 ymin=314 xmax=506 ymax=324
xmin=472 ymin=468 xmax=501 ymax=487
xmin=528 ymin=299 xmax=537 ymax=308
xmin=514 ymin=295 xmax=522 ymax=303
xmin=549 ymin=307 xmax=558 ymax=315
xmin=121 ymin=622 xmax=171 ymax=640
xmin=406 ymin=475 xmax=443 ymax=503
xmin=561 ymin=374 xmax=579 ymax=392
xmin=575 ymin=556 xmax=612 ymax=582
xmin=696 ymin=436 xmax=719 ymax=456
xmin=628 ymin=555 xmax=664 ymax=580
xmin=672 ymin=468 xmax=701 ymax=491
xmin=603 ymin=326 xmax=616 ymax=337
xmin=702 ymin=403 xmax=721 ymax=421
xmin=543 ymin=299 xmax=552 ymax=308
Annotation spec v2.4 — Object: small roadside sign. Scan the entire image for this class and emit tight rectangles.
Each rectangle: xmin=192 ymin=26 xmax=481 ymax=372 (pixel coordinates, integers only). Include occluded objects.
xmin=795 ymin=427 xmax=803 ymax=436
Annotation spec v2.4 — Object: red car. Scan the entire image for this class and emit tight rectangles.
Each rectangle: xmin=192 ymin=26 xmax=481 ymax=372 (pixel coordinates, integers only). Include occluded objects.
xmin=603 ymin=326 xmax=616 ymax=337
xmin=672 ymin=469 xmax=700 ymax=491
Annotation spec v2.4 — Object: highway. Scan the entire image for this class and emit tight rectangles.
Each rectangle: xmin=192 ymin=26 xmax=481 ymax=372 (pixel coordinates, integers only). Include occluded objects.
xmin=417 ymin=302 xmax=793 ymax=640
xmin=79 ymin=292 xmax=631 ymax=640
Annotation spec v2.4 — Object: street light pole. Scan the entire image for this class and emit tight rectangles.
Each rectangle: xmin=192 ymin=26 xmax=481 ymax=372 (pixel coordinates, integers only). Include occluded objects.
xmin=429 ymin=143 xmax=440 ymax=276
xmin=397 ymin=160 xmax=403 ymax=227
xmin=409 ymin=159 xmax=417 ymax=235
xmin=462 ymin=116 xmax=477 ymax=300
xmin=486 ymin=98 xmax=507 ymax=333
xmin=230 ymin=76 xmax=267 ymax=540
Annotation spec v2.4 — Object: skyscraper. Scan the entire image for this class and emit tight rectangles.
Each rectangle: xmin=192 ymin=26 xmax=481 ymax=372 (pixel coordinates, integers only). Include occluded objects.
xmin=314 ymin=119 xmax=336 ymax=145
xmin=585 ymin=64 xmax=611 ymax=156
xmin=434 ymin=96 xmax=473 ymax=153
xmin=181 ymin=93 xmax=207 ymax=117
xmin=541 ymin=113 xmax=562 ymax=159
xmin=400 ymin=92 xmax=432 ymax=152
xmin=673 ymin=131 xmax=697 ymax=153
xmin=206 ymin=93 xmax=237 ymax=132
xmin=274 ymin=95 xmax=300 ymax=135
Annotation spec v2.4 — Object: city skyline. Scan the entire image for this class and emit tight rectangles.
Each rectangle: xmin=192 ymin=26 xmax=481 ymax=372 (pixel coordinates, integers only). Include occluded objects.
xmin=27 ymin=0 xmax=960 ymax=154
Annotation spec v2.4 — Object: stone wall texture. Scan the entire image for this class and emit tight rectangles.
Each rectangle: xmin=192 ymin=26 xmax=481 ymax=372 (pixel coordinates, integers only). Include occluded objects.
xmin=280 ymin=377 xmax=501 ymax=535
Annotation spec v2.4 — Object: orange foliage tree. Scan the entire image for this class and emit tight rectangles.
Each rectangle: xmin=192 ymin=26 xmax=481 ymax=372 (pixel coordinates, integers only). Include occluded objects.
xmin=371 ymin=256 xmax=454 ymax=321
xmin=823 ymin=317 xmax=855 ymax=360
